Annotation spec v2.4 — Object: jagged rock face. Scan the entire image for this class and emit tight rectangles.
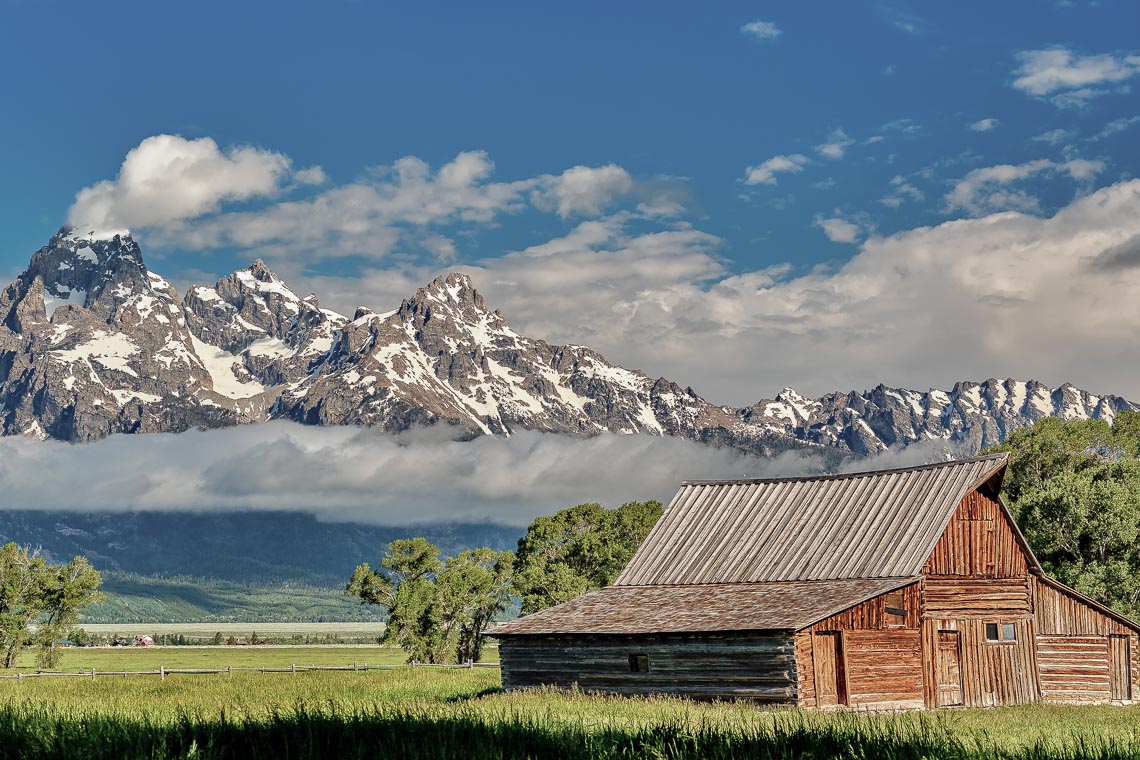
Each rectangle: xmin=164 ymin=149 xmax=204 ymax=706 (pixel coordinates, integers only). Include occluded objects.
xmin=739 ymin=379 xmax=1138 ymax=456
xmin=0 ymin=226 xmax=1135 ymax=457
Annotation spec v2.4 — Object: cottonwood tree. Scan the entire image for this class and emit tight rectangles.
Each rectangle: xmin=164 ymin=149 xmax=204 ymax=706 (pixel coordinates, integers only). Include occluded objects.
xmin=512 ymin=500 xmax=662 ymax=615
xmin=437 ymin=548 xmax=514 ymax=663
xmin=0 ymin=544 xmax=102 ymax=668
xmin=991 ymin=412 xmax=1140 ymax=616
xmin=347 ymin=538 xmax=513 ymax=663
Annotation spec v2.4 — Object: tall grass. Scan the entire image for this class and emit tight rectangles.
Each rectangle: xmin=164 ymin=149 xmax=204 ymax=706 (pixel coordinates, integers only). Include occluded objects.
xmin=1 ymin=666 xmax=1139 ymax=759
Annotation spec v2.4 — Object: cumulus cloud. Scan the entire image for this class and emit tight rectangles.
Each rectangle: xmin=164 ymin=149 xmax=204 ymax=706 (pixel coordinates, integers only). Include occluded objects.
xmin=814 ymin=215 xmax=861 ymax=244
xmin=530 ymin=164 xmax=633 ymax=218
xmin=944 ymin=158 xmax=1105 ymax=216
xmin=743 ymin=154 xmax=810 ymax=185
xmin=67 ymin=135 xmax=296 ymax=232
xmin=70 ymin=136 xmax=648 ymax=263
xmin=740 ymin=20 xmax=781 ymax=41
xmin=815 ymin=129 xmax=854 ymax=159
xmin=259 ymin=179 xmax=1140 ymax=409
xmin=969 ymin=118 xmax=1000 ymax=132
xmin=1011 ymin=48 xmax=1140 ymax=108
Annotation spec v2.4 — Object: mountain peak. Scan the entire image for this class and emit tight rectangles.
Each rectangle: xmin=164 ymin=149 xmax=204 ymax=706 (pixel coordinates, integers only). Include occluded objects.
xmin=55 ymin=224 xmax=132 ymax=245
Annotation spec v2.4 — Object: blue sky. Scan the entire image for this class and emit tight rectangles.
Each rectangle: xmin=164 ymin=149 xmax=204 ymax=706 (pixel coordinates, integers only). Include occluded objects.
xmin=3 ymin=0 xmax=1140 ymax=403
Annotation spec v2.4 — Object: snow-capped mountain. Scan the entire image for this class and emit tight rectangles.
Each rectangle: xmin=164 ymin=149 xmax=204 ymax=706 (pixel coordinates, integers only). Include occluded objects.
xmin=0 ymin=227 xmax=1134 ymax=455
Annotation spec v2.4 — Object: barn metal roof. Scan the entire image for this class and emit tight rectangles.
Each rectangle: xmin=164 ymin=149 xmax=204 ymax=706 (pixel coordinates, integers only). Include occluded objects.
xmin=493 ymin=577 xmax=919 ymax=636
xmin=616 ymin=453 xmax=1009 ymax=586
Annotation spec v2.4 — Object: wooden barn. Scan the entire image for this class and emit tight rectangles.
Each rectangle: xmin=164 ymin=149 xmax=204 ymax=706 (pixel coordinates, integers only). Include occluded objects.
xmin=495 ymin=454 xmax=1140 ymax=709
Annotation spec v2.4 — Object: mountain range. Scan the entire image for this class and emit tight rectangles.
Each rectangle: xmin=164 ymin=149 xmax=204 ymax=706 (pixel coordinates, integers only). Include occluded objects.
xmin=0 ymin=226 xmax=1134 ymax=456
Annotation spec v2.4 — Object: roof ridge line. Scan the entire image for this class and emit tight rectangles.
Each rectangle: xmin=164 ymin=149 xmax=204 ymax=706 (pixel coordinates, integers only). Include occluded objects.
xmin=681 ymin=452 xmax=1009 ymax=487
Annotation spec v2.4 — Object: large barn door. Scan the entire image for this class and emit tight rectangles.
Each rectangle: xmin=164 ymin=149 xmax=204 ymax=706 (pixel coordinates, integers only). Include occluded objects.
xmin=936 ymin=631 xmax=963 ymax=707
xmin=1110 ymin=635 xmax=1132 ymax=701
xmin=812 ymin=632 xmax=848 ymax=707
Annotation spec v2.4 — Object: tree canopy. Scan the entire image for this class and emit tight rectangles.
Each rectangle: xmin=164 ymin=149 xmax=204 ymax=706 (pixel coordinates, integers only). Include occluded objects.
xmin=991 ymin=411 xmax=1140 ymax=617
xmin=512 ymin=500 xmax=663 ymax=615
xmin=347 ymin=538 xmax=513 ymax=664
xmin=0 ymin=543 xmax=102 ymax=668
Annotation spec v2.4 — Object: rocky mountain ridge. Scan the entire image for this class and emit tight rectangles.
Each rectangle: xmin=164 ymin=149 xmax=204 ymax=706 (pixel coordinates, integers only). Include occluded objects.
xmin=0 ymin=227 xmax=1134 ymax=455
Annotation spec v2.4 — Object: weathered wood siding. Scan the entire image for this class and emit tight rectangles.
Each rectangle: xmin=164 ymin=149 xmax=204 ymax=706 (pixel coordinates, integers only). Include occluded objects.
xmin=923 ymin=490 xmax=1028 ymax=578
xmin=1036 ymin=635 xmax=1111 ymax=702
xmin=1032 ymin=579 xmax=1139 ymax=702
xmin=500 ymin=633 xmax=797 ymax=701
xmin=921 ymin=618 xmax=1039 ymax=707
xmin=795 ymin=583 xmax=923 ymax=708
xmin=919 ymin=489 xmax=1040 ymax=707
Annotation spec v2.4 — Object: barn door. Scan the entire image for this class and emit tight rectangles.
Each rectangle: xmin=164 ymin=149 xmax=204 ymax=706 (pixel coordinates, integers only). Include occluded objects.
xmin=1110 ymin=635 xmax=1132 ymax=701
xmin=812 ymin=632 xmax=848 ymax=707
xmin=936 ymin=631 xmax=963 ymax=707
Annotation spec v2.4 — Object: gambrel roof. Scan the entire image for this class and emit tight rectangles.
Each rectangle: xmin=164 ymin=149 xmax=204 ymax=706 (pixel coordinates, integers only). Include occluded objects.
xmin=615 ymin=454 xmax=1011 ymax=586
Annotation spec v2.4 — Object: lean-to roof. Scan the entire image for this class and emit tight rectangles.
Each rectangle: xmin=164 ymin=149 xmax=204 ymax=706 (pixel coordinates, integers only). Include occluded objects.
xmin=493 ymin=577 xmax=918 ymax=636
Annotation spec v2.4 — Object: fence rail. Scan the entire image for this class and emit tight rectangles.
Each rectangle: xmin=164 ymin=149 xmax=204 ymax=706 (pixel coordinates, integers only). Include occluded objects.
xmin=0 ymin=661 xmax=500 ymax=683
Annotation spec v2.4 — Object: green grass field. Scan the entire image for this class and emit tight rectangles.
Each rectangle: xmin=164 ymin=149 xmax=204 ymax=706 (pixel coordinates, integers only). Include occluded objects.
xmin=1 ymin=647 xmax=1138 ymax=759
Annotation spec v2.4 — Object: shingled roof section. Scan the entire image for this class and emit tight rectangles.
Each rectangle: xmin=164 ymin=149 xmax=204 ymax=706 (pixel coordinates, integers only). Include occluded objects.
xmin=616 ymin=453 xmax=1009 ymax=586
xmin=493 ymin=577 xmax=919 ymax=636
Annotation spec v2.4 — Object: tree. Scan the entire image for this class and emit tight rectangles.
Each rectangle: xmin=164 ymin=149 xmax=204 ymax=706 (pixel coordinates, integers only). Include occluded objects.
xmin=347 ymin=538 xmax=512 ymax=664
xmin=1015 ymin=461 xmax=1140 ymax=616
xmin=989 ymin=411 xmax=1140 ymax=617
xmin=0 ymin=544 xmax=102 ymax=668
xmin=437 ymin=548 xmax=514 ymax=663
xmin=512 ymin=500 xmax=663 ymax=615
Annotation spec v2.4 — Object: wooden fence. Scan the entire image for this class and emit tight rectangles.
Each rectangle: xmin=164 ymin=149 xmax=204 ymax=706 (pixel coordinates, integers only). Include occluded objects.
xmin=0 ymin=661 xmax=500 ymax=683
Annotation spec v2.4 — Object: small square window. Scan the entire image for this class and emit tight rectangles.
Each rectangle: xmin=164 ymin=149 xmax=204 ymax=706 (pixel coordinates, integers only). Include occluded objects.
xmin=985 ymin=623 xmax=999 ymax=641
xmin=1002 ymin=623 xmax=1016 ymax=642
xmin=884 ymin=590 xmax=906 ymax=619
xmin=629 ymin=654 xmax=649 ymax=673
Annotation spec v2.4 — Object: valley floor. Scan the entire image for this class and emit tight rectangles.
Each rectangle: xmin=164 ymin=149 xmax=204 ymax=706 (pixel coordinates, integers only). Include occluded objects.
xmin=0 ymin=647 xmax=1137 ymax=759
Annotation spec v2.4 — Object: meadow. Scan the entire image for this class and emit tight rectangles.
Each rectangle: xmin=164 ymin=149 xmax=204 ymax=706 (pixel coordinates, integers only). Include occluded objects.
xmin=1 ymin=647 xmax=1140 ymax=758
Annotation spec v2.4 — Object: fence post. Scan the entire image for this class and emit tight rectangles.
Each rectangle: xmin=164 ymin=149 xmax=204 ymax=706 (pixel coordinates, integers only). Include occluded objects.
xmin=16 ymin=673 xmax=21 ymax=685
xmin=91 ymin=667 xmax=95 ymax=682
xmin=468 ymin=659 xmax=473 ymax=669
xmin=227 ymin=665 xmax=232 ymax=677
xmin=291 ymin=663 xmax=296 ymax=675
xmin=160 ymin=666 xmax=165 ymax=682
xmin=353 ymin=661 xmax=357 ymax=672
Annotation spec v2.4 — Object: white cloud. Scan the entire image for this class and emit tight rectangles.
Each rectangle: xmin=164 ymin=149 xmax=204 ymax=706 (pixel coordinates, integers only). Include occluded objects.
xmin=67 ymin=135 xmax=294 ymax=232
xmin=286 ymin=180 xmax=1140 ymax=408
xmin=743 ymin=154 xmax=810 ymax=185
xmin=293 ymin=166 xmax=328 ymax=185
xmin=1032 ymin=128 xmax=1077 ymax=145
xmin=0 ymin=423 xmax=793 ymax=524
xmin=531 ymin=164 xmax=633 ymax=218
xmin=741 ymin=20 xmax=781 ymax=41
xmin=944 ymin=158 xmax=1105 ymax=216
xmin=815 ymin=129 xmax=854 ymax=159
xmin=1091 ymin=116 xmax=1140 ymax=141
xmin=880 ymin=175 xmax=924 ymax=208
xmin=1012 ymin=48 xmax=1140 ymax=107
xmin=969 ymin=118 xmax=1000 ymax=132
xmin=814 ymin=215 xmax=861 ymax=244
xmin=87 ymin=140 xmax=643 ymax=261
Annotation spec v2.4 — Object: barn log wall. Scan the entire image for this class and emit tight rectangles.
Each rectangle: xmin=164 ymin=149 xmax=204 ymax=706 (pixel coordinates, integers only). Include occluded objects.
xmin=499 ymin=633 xmax=798 ymax=701
xmin=1032 ymin=579 xmax=1139 ymax=701
xmin=796 ymin=583 xmax=923 ymax=708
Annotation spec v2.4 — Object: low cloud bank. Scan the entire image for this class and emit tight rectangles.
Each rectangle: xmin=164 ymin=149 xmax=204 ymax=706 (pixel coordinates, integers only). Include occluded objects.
xmin=0 ymin=423 xmax=953 ymax=526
